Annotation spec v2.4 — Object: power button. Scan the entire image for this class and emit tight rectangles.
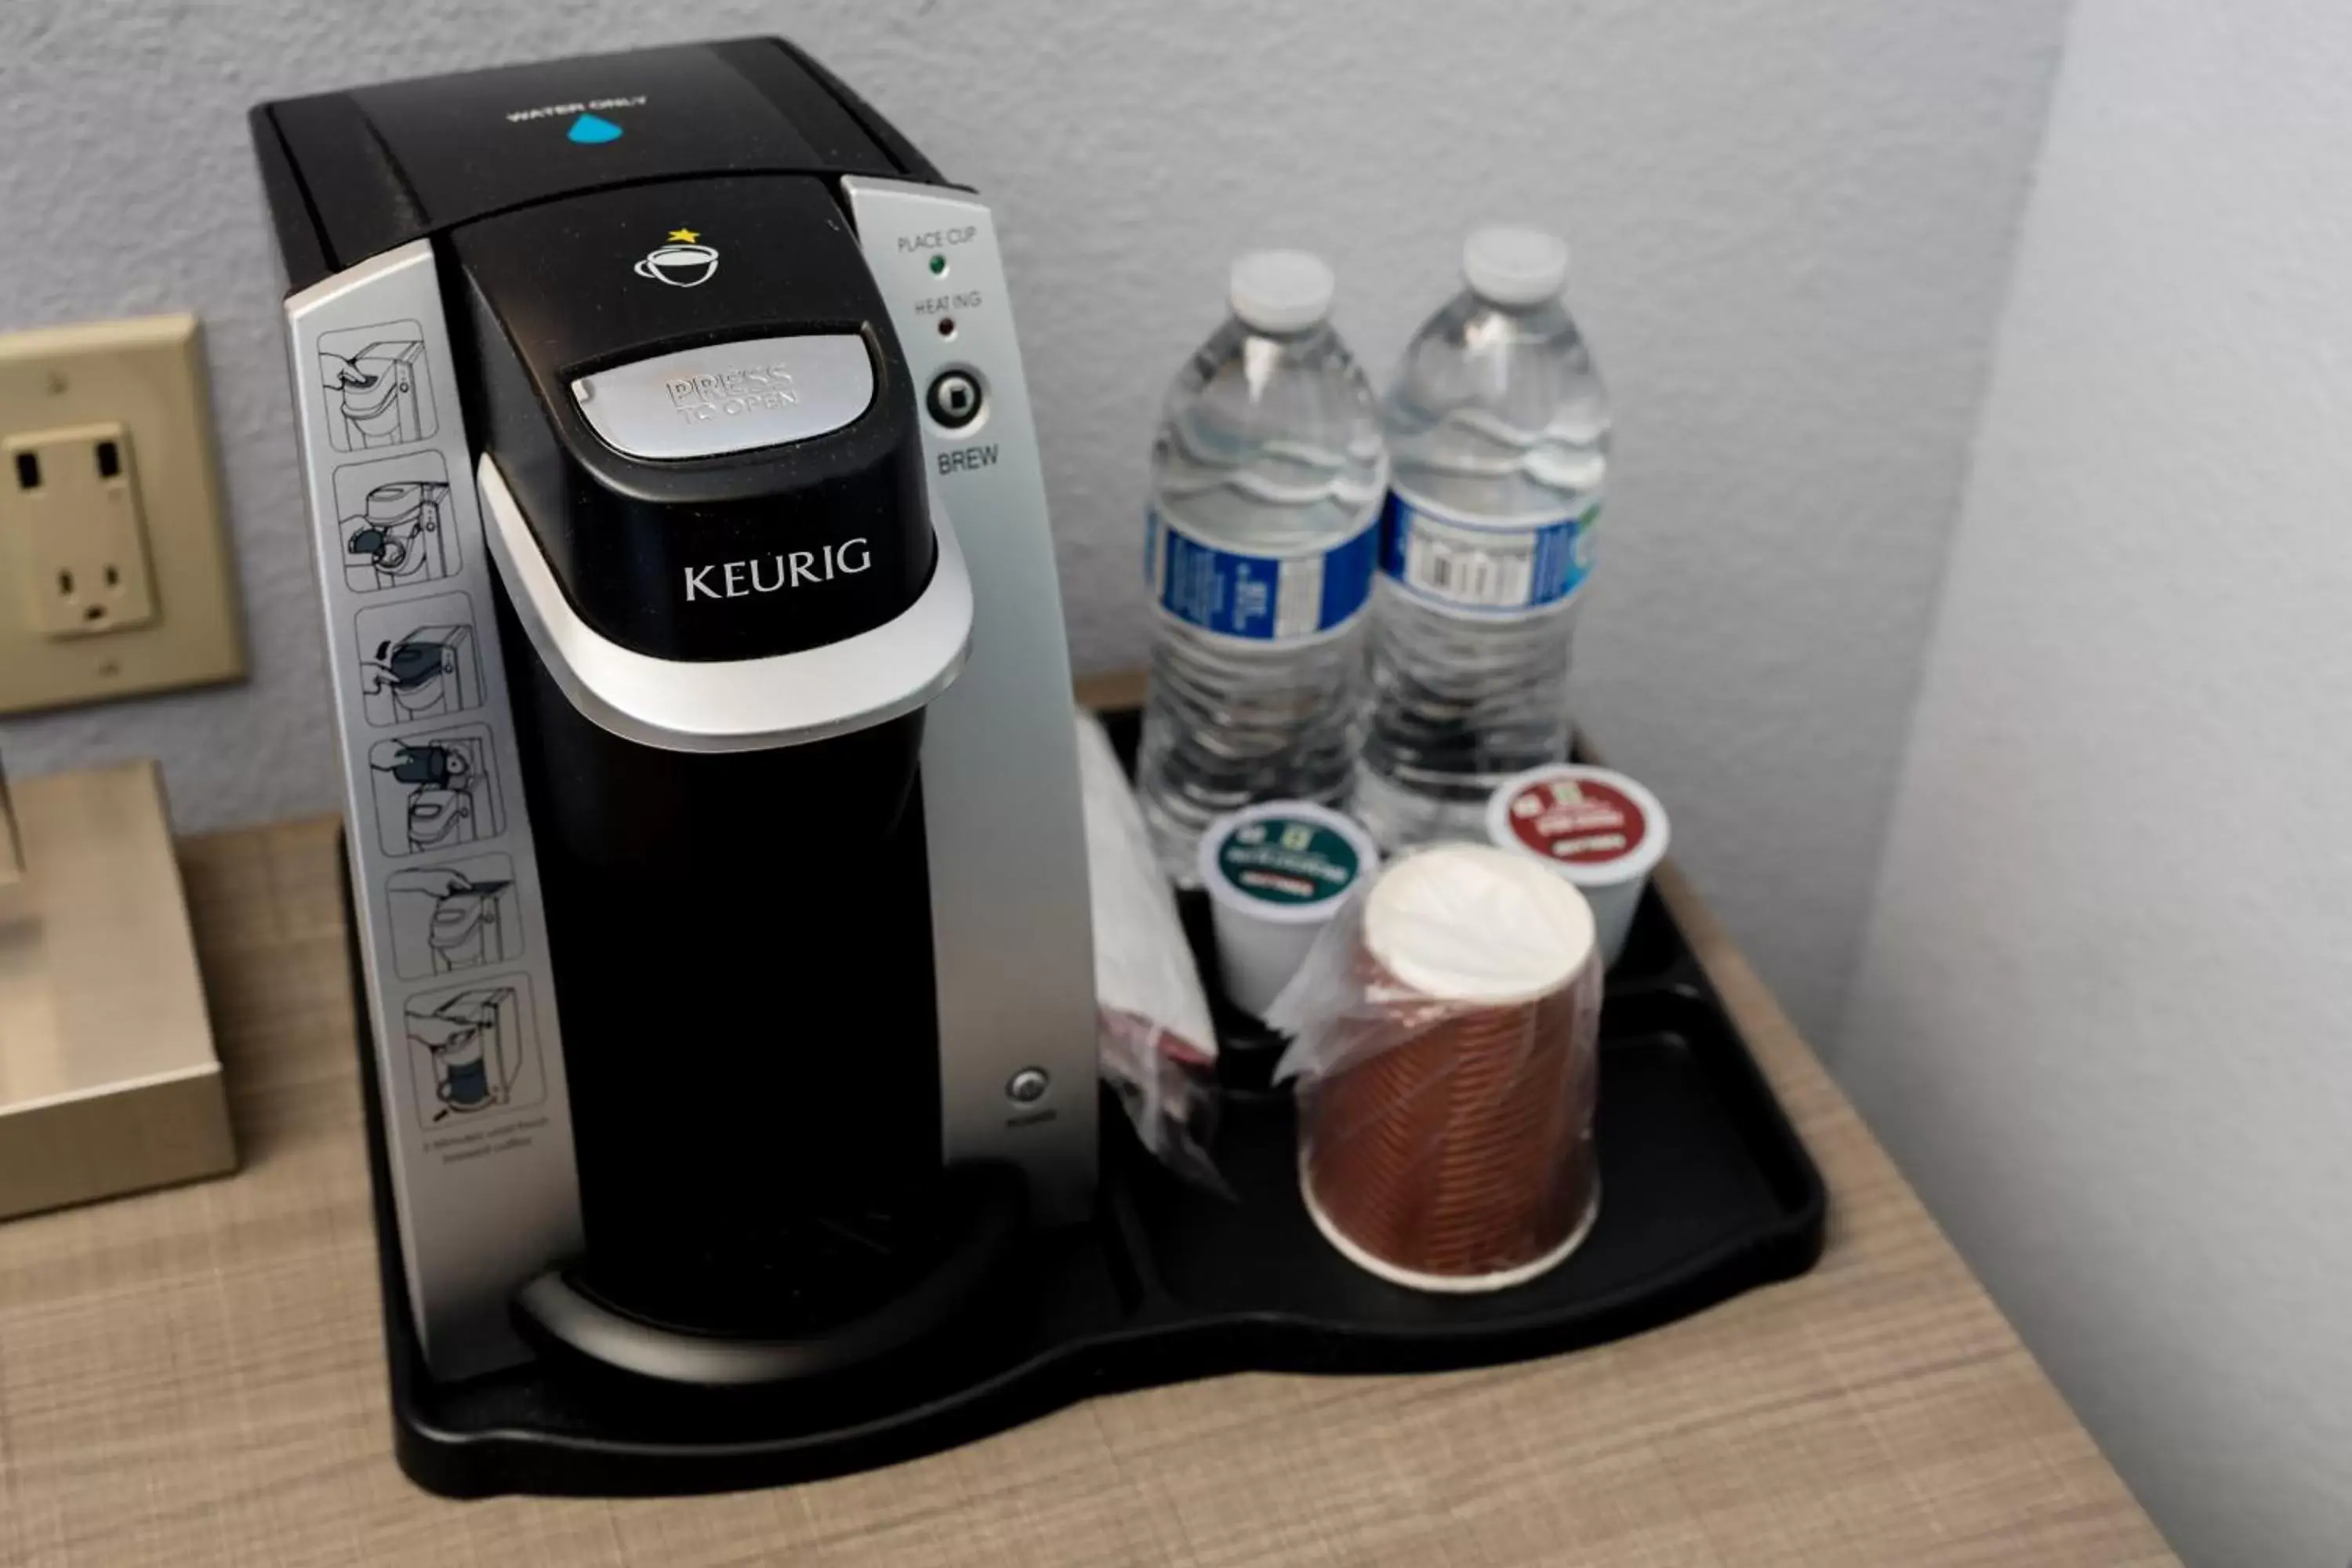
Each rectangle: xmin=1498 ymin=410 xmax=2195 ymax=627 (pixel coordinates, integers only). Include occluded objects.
xmin=927 ymin=368 xmax=985 ymax=430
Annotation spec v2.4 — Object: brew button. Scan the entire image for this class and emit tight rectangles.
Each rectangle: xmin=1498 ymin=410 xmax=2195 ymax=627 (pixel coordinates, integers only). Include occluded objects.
xmin=1006 ymin=1068 xmax=1050 ymax=1105
xmin=927 ymin=369 xmax=984 ymax=430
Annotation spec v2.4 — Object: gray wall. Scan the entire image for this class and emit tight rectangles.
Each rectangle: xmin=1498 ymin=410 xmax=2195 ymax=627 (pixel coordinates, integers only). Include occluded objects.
xmin=0 ymin=0 xmax=2069 ymax=1041
xmin=1840 ymin=2 xmax=2352 ymax=1561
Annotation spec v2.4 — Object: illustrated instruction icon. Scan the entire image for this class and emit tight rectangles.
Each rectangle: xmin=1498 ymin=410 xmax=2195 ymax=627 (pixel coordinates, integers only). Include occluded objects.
xmin=318 ymin=321 xmax=437 ymax=451
xmin=386 ymin=852 xmax=521 ymax=979
xmin=368 ymin=725 xmax=504 ymax=858
xmin=358 ymin=592 xmax=484 ymax=727
xmin=333 ymin=452 xmax=459 ymax=593
xmin=405 ymin=977 xmax=543 ymax=1128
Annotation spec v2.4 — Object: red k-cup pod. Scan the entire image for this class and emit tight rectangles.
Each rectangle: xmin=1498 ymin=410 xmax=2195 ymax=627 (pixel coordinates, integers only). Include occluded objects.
xmin=1485 ymin=765 xmax=1668 ymax=967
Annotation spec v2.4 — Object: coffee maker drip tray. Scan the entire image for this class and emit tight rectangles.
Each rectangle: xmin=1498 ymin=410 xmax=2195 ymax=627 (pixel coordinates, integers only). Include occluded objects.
xmin=512 ymin=1166 xmax=1029 ymax=1391
xmin=350 ymin=843 xmax=1826 ymax=1499
xmin=568 ymin=1196 xmax=984 ymax=1341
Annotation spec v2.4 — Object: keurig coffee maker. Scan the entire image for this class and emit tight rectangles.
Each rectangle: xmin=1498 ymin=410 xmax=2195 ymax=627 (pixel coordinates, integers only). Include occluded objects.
xmin=253 ymin=39 xmax=1096 ymax=1403
xmin=252 ymin=38 xmax=1831 ymax=1503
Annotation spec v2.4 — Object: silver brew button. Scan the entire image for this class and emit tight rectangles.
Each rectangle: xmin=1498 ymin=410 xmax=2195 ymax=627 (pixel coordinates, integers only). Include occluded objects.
xmin=568 ymin=334 xmax=875 ymax=461
xmin=1006 ymin=1068 xmax=1051 ymax=1105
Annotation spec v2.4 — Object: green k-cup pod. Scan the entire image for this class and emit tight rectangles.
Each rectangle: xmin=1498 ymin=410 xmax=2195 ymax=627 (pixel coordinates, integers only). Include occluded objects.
xmin=1197 ymin=801 xmax=1380 ymax=1019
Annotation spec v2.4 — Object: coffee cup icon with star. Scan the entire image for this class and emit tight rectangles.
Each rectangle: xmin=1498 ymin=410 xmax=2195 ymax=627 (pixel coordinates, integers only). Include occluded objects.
xmin=636 ymin=228 xmax=718 ymax=288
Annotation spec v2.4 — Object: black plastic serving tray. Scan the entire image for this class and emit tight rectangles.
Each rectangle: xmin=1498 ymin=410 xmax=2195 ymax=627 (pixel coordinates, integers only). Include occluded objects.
xmin=365 ymin=714 xmax=1826 ymax=1497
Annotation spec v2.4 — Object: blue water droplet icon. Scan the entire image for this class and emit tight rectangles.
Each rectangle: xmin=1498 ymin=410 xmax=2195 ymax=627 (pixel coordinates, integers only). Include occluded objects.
xmin=568 ymin=113 xmax=623 ymax=145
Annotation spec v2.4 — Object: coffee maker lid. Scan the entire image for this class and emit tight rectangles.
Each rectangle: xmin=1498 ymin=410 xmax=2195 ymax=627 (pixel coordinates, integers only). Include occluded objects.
xmin=253 ymin=39 xmax=942 ymax=292
xmin=478 ymin=454 xmax=971 ymax=753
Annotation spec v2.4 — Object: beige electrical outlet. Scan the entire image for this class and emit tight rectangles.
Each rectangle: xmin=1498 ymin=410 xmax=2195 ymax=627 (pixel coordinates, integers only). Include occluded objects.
xmin=6 ymin=421 xmax=159 ymax=637
xmin=0 ymin=315 xmax=245 ymax=715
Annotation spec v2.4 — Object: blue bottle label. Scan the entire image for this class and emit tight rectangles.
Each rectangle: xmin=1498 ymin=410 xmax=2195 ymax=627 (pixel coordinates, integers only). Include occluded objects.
xmin=1146 ymin=507 xmax=1381 ymax=641
xmin=1378 ymin=492 xmax=1597 ymax=615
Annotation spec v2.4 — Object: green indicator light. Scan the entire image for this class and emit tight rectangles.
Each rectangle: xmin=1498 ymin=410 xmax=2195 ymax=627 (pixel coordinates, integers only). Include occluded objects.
xmin=928 ymin=254 xmax=947 ymax=276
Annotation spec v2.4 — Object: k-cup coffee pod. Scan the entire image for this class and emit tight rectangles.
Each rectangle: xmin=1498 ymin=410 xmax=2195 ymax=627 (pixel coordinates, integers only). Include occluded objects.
xmin=1197 ymin=801 xmax=1380 ymax=1018
xmin=1485 ymin=765 xmax=1668 ymax=967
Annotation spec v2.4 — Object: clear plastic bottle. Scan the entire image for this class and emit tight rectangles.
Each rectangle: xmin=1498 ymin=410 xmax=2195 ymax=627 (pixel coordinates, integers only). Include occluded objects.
xmin=1136 ymin=252 xmax=1389 ymax=882
xmin=1352 ymin=227 xmax=1610 ymax=849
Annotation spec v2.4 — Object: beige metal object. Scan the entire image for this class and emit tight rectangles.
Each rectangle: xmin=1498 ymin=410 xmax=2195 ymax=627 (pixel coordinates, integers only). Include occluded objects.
xmin=0 ymin=759 xmax=20 ymax=884
xmin=0 ymin=759 xmax=235 ymax=1219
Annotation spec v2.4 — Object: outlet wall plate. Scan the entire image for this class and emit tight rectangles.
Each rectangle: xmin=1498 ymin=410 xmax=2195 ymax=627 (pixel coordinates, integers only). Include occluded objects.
xmin=0 ymin=314 xmax=245 ymax=715
xmin=5 ymin=420 xmax=159 ymax=638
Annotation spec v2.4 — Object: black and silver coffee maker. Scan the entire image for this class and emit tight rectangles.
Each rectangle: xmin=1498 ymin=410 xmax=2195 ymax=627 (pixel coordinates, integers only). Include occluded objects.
xmin=253 ymin=39 xmax=1096 ymax=1405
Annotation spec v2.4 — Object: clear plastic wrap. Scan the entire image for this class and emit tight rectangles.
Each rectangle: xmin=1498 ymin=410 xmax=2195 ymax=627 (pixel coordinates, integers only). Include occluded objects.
xmin=1075 ymin=709 xmax=1225 ymax=1190
xmin=1268 ymin=843 xmax=1602 ymax=1290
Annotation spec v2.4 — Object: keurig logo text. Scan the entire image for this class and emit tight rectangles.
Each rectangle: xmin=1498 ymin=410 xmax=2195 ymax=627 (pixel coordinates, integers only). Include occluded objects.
xmin=683 ymin=539 xmax=873 ymax=602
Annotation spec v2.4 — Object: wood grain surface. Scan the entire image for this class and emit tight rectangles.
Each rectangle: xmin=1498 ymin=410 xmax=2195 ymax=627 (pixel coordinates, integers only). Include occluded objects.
xmin=0 ymin=816 xmax=2178 ymax=1566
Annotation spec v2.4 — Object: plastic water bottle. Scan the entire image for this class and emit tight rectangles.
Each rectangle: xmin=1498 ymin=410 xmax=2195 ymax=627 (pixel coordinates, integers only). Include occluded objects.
xmin=1136 ymin=252 xmax=1389 ymax=881
xmin=1352 ymin=227 xmax=1610 ymax=849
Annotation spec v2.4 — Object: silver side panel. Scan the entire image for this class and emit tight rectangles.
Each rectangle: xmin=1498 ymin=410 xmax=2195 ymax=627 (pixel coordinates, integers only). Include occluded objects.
xmin=844 ymin=178 xmax=1098 ymax=1225
xmin=285 ymin=243 xmax=583 ymax=1380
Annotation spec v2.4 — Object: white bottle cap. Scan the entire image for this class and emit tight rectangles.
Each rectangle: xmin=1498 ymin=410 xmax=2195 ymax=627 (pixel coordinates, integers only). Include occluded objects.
xmin=1462 ymin=226 xmax=1570 ymax=307
xmin=1229 ymin=250 xmax=1337 ymax=335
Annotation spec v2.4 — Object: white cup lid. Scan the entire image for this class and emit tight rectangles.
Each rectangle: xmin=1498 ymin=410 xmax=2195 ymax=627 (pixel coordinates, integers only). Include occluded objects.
xmin=1229 ymin=250 xmax=1336 ymax=335
xmin=1463 ymin=226 xmax=1570 ymax=307
xmin=1484 ymin=764 xmax=1670 ymax=885
xmin=1363 ymin=844 xmax=1595 ymax=1005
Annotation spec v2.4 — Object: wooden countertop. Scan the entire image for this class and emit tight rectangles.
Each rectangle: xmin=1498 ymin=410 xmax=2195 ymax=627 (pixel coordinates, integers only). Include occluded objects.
xmin=0 ymin=815 xmax=2176 ymax=1566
